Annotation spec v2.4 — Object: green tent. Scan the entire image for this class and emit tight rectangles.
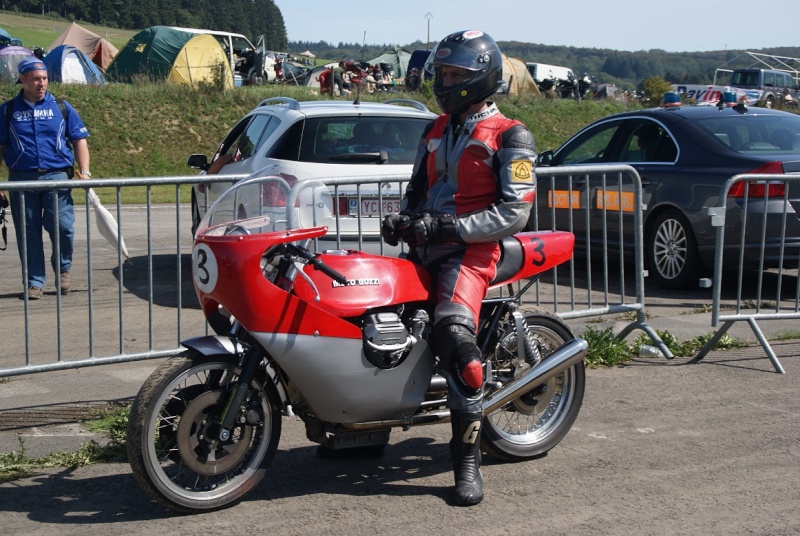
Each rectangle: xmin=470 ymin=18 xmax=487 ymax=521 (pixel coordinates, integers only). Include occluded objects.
xmin=106 ymin=26 xmax=232 ymax=88
xmin=365 ymin=48 xmax=411 ymax=79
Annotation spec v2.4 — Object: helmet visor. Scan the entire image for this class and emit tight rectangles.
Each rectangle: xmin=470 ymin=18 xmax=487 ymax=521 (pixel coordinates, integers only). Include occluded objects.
xmin=424 ymin=36 xmax=487 ymax=76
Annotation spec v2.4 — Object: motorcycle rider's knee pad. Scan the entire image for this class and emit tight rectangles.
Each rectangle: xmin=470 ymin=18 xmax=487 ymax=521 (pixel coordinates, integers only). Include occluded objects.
xmin=434 ymin=316 xmax=476 ymax=365
xmin=451 ymin=341 xmax=484 ymax=394
xmin=434 ymin=317 xmax=484 ymax=397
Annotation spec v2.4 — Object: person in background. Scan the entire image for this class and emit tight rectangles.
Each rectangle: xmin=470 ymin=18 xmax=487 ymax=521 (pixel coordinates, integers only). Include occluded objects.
xmin=381 ymin=30 xmax=537 ymax=506
xmin=0 ymin=57 xmax=91 ymax=300
xmin=316 ymin=68 xmax=344 ymax=96
xmin=405 ymin=67 xmax=421 ymax=91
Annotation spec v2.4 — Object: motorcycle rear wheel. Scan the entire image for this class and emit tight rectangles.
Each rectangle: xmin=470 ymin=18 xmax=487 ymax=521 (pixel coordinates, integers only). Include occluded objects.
xmin=482 ymin=307 xmax=585 ymax=462
xmin=127 ymin=352 xmax=282 ymax=513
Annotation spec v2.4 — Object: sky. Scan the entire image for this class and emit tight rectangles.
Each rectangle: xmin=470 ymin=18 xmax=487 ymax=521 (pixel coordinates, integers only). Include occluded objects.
xmin=273 ymin=0 xmax=797 ymax=53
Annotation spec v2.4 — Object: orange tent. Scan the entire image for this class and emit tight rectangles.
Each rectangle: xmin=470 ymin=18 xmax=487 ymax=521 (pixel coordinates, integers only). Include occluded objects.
xmin=47 ymin=22 xmax=119 ymax=71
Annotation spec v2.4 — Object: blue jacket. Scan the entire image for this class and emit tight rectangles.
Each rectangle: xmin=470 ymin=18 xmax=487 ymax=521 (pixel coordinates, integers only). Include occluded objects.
xmin=0 ymin=91 xmax=89 ymax=172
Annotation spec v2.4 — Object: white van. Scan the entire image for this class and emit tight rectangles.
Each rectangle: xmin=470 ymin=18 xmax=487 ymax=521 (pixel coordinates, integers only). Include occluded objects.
xmin=525 ymin=62 xmax=574 ymax=83
xmin=171 ymin=27 xmax=275 ymax=85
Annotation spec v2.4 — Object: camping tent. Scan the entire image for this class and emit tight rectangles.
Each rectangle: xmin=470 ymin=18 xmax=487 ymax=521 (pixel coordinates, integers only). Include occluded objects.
xmin=594 ymin=83 xmax=627 ymax=101
xmin=0 ymin=45 xmax=34 ymax=83
xmin=0 ymin=28 xmax=12 ymax=48
xmin=43 ymin=45 xmax=105 ymax=84
xmin=501 ymin=54 xmax=541 ymax=97
xmin=299 ymin=50 xmax=315 ymax=58
xmin=106 ymin=26 xmax=232 ymax=89
xmin=303 ymin=65 xmax=329 ymax=89
xmin=47 ymin=21 xmax=118 ymax=71
xmin=365 ymin=48 xmax=411 ymax=79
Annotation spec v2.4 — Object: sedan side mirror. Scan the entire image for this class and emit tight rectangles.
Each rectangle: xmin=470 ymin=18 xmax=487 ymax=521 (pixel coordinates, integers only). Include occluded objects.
xmin=187 ymin=154 xmax=210 ymax=171
xmin=537 ymin=150 xmax=554 ymax=166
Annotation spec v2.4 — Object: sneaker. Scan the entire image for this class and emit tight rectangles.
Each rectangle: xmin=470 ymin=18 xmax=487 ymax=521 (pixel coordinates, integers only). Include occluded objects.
xmin=59 ymin=271 xmax=72 ymax=295
xmin=19 ymin=287 xmax=42 ymax=300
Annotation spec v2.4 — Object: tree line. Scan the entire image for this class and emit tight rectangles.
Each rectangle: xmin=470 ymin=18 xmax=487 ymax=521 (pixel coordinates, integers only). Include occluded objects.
xmin=5 ymin=0 xmax=799 ymax=90
xmin=3 ymin=0 xmax=288 ymax=50
xmin=288 ymin=40 xmax=800 ymax=91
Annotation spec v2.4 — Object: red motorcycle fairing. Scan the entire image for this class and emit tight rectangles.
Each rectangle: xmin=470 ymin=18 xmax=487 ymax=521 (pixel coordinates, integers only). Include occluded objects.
xmin=193 ymin=227 xmax=362 ymax=339
xmin=293 ymin=251 xmax=434 ymax=318
xmin=489 ymin=231 xmax=575 ymax=289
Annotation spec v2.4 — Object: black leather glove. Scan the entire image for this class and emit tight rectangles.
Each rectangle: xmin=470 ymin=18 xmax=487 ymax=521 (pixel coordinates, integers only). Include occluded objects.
xmin=381 ymin=214 xmax=410 ymax=246
xmin=397 ymin=213 xmax=462 ymax=247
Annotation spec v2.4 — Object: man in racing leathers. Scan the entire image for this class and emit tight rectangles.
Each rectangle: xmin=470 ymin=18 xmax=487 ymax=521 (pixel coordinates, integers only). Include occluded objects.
xmin=382 ymin=30 xmax=536 ymax=506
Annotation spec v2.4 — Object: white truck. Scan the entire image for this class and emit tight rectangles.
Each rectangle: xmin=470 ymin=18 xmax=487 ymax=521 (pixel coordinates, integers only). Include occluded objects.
xmin=672 ymin=83 xmax=758 ymax=106
xmin=525 ymin=62 xmax=574 ymax=84
xmin=675 ymin=62 xmax=800 ymax=108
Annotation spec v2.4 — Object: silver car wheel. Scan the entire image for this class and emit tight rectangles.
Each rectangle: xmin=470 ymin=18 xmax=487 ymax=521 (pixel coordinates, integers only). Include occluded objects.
xmin=653 ymin=216 xmax=688 ymax=280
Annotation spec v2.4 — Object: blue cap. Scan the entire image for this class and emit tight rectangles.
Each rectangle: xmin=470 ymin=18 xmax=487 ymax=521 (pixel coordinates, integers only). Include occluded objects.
xmin=18 ymin=56 xmax=46 ymax=75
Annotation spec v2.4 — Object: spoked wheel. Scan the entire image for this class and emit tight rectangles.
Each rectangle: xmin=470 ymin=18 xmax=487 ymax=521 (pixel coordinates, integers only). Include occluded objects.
xmin=127 ymin=353 xmax=282 ymax=513
xmin=481 ymin=307 xmax=585 ymax=461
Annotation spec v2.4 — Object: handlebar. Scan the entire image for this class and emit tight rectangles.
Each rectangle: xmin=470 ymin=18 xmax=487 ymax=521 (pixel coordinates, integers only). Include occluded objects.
xmin=288 ymin=244 xmax=348 ymax=285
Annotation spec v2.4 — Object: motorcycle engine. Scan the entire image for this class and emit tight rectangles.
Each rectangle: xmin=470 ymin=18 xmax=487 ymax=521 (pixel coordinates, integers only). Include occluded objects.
xmin=362 ymin=312 xmax=412 ymax=369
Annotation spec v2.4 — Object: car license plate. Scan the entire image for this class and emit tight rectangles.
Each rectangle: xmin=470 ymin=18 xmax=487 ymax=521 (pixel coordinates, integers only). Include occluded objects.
xmin=349 ymin=198 xmax=401 ymax=217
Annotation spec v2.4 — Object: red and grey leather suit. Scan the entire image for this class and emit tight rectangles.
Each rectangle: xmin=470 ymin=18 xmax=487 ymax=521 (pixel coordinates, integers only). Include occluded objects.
xmin=401 ymin=103 xmax=537 ymax=406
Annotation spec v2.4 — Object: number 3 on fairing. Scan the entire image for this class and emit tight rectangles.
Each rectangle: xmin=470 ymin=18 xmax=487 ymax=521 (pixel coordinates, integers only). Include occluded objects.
xmin=530 ymin=236 xmax=546 ymax=266
xmin=193 ymin=243 xmax=218 ymax=293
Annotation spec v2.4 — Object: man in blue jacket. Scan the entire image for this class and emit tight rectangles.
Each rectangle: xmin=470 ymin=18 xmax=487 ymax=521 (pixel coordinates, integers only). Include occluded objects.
xmin=0 ymin=56 xmax=91 ymax=300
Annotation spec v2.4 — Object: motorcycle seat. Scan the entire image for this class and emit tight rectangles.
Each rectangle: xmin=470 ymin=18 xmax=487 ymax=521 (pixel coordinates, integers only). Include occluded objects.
xmin=490 ymin=236 xmax=524 ymax=285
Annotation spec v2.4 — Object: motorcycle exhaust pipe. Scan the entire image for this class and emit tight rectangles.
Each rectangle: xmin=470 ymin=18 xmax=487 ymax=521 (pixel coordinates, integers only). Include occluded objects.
xmin=344 ymin=337 xmax=588 ymax=432
xmin=482 ymin=337 xmax=588 ymax=415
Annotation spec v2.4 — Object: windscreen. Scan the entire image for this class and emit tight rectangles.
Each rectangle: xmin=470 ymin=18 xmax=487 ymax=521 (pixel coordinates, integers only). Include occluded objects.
xmin=197 ymin=176 xmax=333 ymax=236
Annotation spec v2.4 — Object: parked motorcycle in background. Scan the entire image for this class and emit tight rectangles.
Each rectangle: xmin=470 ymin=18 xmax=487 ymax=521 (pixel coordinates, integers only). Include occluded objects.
xmin=537 ymin=72 xmax=594 ymax=101
xmin=126 ymin=176 xmax=588 ymax=513
xmin=577 ymin=72 xmax=595 ymax=99
xmin=557 ymin=72 xmax=595 ymax=101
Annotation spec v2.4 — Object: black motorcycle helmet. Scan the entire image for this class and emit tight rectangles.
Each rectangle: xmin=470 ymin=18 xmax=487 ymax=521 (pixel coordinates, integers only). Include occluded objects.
xmin=424 ymin=30 xmax=504 ymax=114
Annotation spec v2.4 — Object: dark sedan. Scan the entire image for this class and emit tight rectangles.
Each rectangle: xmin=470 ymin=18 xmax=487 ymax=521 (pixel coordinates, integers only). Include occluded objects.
xmin=534 ymin=102 xmax=800 ymax=289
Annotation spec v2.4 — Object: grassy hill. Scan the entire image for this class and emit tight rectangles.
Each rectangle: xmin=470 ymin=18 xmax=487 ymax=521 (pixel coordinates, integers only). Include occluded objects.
xmin=0 ymin=12 xmax=136 ymax=50
xmin=0 ymin=81 xmax=635 ymax=189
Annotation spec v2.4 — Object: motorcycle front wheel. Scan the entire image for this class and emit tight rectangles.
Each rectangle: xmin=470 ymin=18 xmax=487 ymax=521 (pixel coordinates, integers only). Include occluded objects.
xmin=482 ymin=307 xmax=585 ymax=462
xmin=127 ymin=352 xmax=282 ymax=513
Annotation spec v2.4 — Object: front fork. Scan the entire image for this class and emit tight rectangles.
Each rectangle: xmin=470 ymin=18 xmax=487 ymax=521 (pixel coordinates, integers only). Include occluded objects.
xmin=216 ymin=341 xmax=263 ymax=441
xmin=204 ymin=237 xmax=314 ymax=441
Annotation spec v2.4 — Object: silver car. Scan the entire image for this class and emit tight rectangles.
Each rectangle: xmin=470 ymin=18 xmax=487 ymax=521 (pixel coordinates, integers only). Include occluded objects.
xmin=188 ymin=97 xmax=436 ymax=237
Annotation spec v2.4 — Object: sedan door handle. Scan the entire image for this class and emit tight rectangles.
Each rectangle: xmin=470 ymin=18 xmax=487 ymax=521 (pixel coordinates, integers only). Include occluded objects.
xmin=634 ymin=166 xmax=652 ymax=186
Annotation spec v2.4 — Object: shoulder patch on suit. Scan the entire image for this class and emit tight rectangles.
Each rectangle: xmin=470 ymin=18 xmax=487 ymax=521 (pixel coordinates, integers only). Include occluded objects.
xmin=511 ymin=160 xmax=533 ymax=183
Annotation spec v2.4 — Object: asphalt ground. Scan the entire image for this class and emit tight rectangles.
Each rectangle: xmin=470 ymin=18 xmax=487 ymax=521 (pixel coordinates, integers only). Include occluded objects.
xmin=0 ymin=339 xmax=798 ymax=535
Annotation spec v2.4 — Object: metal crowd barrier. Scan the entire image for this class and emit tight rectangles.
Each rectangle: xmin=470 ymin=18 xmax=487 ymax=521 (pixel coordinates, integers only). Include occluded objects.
xmin=0 ymin=173 xmax=246 ymax=377
xmin=530 ymin=164 xmax=671 ymax=357
xmin=696 ymin=173 xmax=800 ymax=374
xmin=1 ymin=165 xmax=667 ymax=378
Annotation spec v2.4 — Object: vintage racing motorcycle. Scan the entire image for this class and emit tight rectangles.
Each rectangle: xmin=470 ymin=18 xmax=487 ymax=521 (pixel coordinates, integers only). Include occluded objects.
xmin=126 ymin=177 xmax=588 ymax=513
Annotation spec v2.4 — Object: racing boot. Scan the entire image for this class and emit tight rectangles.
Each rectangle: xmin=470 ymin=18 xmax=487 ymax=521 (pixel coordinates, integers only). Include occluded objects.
xmin=449 ymin=409 xmax=484 ymax=506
